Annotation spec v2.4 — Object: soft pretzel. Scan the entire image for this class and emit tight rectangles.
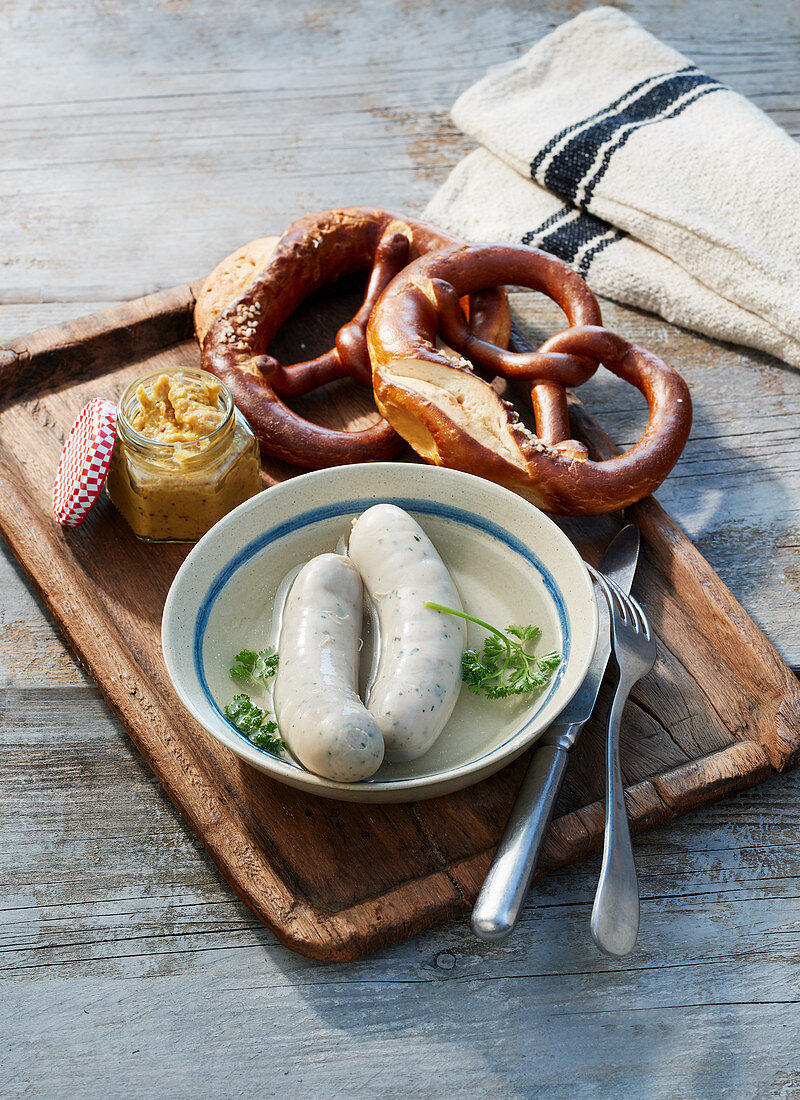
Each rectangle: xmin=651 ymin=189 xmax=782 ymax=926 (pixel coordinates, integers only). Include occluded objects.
xmin=367 ymin=244 xmax=692 ymax=515
xmin=197 ymin=208 xmax=511 ymax=468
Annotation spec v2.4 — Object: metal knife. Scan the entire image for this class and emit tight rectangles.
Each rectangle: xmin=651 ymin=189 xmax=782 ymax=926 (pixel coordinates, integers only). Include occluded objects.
xmin=470 ymin=524 xmax=641 ymax=943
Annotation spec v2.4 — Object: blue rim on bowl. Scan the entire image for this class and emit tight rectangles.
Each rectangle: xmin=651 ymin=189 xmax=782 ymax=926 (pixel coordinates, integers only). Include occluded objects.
xmin=162 ymin=464 xmax=598 ymax=803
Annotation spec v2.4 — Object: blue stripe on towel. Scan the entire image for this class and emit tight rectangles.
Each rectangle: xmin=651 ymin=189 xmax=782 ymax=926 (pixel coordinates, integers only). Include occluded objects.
xmin=531 ymin=67 xmax=724 ymax=207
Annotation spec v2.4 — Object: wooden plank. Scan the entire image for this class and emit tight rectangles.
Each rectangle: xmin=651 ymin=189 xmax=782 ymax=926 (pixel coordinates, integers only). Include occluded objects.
xmin=0 ymin=284 xmax=195 ymax=400
xmin=1 ymin=2 xmax=797 ymax=303
xmin=3 ymin=684 xmax=800 ymax=1095
xmin=1 ymin=283 xmax=798 ymax=961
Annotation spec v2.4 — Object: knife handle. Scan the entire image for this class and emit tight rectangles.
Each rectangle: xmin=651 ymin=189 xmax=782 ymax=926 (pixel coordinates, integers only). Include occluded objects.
xmin=471 ymin=742 xmax=569 ymax=942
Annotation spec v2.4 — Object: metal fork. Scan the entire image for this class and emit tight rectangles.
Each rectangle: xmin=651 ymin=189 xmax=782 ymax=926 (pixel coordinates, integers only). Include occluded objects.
xmin=586 ymin=566 xmax=656 ymax=957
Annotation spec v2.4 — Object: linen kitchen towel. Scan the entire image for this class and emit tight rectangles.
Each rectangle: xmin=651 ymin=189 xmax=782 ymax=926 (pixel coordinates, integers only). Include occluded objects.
xmin=423 ymin=6 xmax=800 ymax=367
xmin=424 ymin=148 xmax=800 ymax=367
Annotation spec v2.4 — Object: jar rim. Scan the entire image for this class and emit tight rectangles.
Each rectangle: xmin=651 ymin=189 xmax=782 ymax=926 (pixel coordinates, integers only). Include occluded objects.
xmin=117 ymin=367 xmax=234 ymax=450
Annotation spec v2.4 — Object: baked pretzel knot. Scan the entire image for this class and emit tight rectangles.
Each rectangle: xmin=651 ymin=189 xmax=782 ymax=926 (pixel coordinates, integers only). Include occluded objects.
xmin=367 ymin=244 xmax=692 ymax=515
xmin=198 ymin=208 xmax=511 ymax=468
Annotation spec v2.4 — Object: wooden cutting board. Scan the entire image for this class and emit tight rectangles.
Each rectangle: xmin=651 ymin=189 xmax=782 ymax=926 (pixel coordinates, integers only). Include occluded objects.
xmin=1 ymin=277 xmax=798 ymax=961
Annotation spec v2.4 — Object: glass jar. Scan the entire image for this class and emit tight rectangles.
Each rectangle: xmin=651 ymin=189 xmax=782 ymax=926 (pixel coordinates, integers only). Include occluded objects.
xmin=106 ymin=368 xmax=261 ymax=542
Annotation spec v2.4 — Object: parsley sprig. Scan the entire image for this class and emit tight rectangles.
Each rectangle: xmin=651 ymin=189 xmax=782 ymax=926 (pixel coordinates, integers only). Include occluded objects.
xmin=230 ymin=647 xmax=279 ymax=685
xmin=425 ymin=602 xmax=561 ymax=699
xmin=225 ymin=647 xmax=284 ymax=755
xmin=224 ymin=694 xmax=285 ymax=753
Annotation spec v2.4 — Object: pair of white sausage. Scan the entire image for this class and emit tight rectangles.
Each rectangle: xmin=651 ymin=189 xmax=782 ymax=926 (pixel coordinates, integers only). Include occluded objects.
xmin=272 ymin=504 xmax=465 ymax=781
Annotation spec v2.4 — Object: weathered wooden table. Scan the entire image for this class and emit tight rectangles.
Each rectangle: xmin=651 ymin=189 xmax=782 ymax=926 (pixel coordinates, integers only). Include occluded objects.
xmin=2 ymin=2 xmax=799 ymax=1096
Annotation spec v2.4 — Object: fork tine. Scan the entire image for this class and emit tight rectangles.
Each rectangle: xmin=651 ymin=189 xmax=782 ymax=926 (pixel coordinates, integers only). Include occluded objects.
xmin=627 ymin=594 xmax=652 ymax=640
xmin=604 ymin=577 xmax=652 ymax=641
xmin=588 ymin=565 xmax=621 ymax=622
xmin=605 ymin=576 xmax=631 ymax=625
xmin=620 ymin=589 xmax=643 ymax=631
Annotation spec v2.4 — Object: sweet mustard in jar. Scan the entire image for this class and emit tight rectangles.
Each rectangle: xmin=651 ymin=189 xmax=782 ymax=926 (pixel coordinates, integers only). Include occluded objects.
xmin=105 ymin=368 xmax=261 ymax=542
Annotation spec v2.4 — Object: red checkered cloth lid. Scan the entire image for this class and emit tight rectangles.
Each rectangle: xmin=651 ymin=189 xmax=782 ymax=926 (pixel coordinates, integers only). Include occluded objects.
xmin=52 ymin=398 xmax=117 ymax=526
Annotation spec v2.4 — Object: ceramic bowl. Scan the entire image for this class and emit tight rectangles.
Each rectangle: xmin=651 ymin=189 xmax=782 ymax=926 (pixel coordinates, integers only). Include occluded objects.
xmin=161 ymin=463 xmax=597 ymax=803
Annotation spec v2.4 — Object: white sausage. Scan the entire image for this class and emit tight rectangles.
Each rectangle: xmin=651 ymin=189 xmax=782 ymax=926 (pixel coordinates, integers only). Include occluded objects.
xmin=273 ymin=553 xmax=384 ymax=782
xmin=348 ymin=504 xmax=465 ymax=762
